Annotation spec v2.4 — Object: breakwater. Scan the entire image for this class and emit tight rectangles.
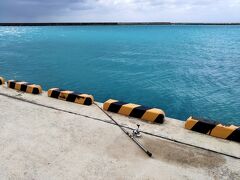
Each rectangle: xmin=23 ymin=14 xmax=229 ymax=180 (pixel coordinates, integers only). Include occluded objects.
xmin=1 ymin=22 xmax=240 ymax=26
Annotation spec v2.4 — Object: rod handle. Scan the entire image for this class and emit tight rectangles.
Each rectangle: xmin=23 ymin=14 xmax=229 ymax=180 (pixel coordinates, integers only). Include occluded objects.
xmin=146 ymin=151 xmax=152 ymax=157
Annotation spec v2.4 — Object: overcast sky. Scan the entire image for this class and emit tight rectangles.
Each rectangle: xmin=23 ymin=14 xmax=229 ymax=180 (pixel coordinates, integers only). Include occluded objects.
xmin=0 ymin=0 xmax=240 ymax=22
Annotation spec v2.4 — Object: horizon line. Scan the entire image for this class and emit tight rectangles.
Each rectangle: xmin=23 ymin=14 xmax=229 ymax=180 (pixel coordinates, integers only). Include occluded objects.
xmin=1 ymin=22 xmax=240 ymax=26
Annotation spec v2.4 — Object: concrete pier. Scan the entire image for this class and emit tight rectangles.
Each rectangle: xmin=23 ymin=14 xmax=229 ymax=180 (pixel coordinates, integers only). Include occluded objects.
xmin=0 ymin=85 xmax=239 ymax=179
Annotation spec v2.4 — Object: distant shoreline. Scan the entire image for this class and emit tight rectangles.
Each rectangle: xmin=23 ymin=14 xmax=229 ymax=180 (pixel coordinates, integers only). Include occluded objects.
xmin=0 ymin=22 xmax=240 ymax=26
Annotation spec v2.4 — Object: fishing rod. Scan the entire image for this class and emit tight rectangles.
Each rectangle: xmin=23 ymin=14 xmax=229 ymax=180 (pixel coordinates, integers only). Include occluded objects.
xmin=1 ymin=92 xmax=239 ymax=159
xmin=94 ymin=102 xmax=152 ymax=157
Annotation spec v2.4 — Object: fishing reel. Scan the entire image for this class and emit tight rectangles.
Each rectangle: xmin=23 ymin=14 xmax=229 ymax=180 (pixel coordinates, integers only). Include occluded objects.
xmin=132 ymin=124 xmax=141 ymax=138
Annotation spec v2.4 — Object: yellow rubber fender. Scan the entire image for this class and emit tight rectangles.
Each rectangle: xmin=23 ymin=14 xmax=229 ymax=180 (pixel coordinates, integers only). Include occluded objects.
xmin=7 ymin=80 xmax=42 ymax=94
xmin=0 ymin=77 xmax=5 ymax=85
xmin=103 ymin=99 xmax=165 ymax=124
xmin=48 ymin=88 xmax=94 ymax=106
xmin=185 ymin=116 xmax=240 ymax=143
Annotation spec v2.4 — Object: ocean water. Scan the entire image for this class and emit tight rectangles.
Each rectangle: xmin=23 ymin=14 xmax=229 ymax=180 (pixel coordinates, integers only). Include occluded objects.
xmin=0 ymin=25 xmax=239 ymax=125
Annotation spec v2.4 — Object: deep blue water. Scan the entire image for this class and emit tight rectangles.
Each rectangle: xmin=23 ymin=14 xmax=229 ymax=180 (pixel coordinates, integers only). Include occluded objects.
xmin=0 ymin=25 xmax=239 ymax=124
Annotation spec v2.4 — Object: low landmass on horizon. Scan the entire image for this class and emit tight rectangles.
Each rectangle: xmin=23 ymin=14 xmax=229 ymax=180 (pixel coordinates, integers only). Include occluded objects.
xmin=1 ymin=22 xmax=240 ymax=26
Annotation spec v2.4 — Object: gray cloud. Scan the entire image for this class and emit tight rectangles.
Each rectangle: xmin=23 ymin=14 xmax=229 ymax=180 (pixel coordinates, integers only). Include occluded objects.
xmin=0 ymin=0 xmax=240 ymax=22
xmin=0 ymin=0 xmax=92 ymax=22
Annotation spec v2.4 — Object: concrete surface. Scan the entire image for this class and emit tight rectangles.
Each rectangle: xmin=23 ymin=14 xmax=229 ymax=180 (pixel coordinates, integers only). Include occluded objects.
xmin=0 ymin=85 xmax=239 ymax=180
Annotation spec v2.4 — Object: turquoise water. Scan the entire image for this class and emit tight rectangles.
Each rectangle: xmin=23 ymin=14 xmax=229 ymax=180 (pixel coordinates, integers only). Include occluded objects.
xmin=0 ymin=25 xmax=239 ymax=124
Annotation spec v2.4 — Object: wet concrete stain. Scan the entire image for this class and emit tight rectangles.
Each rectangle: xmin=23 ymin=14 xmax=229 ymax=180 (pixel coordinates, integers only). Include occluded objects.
xmin=142 ymin=135 xmax=226 ymax=169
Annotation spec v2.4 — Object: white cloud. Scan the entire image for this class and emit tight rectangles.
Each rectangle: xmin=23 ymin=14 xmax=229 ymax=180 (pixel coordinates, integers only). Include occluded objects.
xmin=0 ymin=0 xmax=240 ymax=22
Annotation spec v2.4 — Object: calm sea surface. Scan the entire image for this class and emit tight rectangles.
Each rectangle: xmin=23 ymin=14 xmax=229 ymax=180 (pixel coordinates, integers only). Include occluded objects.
xmin=0 ymin=25 xmax=239 ymax=124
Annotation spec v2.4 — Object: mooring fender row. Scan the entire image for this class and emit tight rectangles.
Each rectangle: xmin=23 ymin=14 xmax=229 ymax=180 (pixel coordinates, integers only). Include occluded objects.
xmin=7 ymin=80 xmax=42 ymax=94
xmin=185 ymin=116 xmax=240 ymax=143
xmin=0 ymin=77 xmax=5 ymax=85
xmin=48 ymin=88 xmax=94 ymax=106
xmin=103 ymin=99 xmax=165 ymax=124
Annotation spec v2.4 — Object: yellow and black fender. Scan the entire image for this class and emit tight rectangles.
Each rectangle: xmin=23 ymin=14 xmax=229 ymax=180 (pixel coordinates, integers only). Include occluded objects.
xmin=185 ymin=116 xmax=240 ymax=143
xmin=103 ymin=99 xmax=165 ymax=123
xmin=7 ymin=80 xmax=42 ymax=94
xmin=0 ymin=77 xmax=5 ymax=85
xmin=48 ymin=88 xmax=94 ymax=106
